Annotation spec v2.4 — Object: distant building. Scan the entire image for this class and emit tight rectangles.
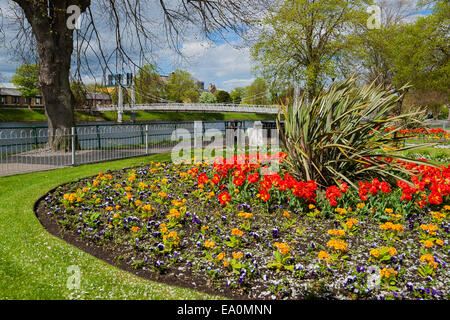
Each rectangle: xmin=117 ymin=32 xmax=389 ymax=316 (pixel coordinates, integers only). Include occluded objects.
xmin=208 ymin=83 xmax=216 ymax=94
xmin=86 ymin=92 xmax=112 ymax=108
xmin=0 ymin=83 xmax=43 ymax=107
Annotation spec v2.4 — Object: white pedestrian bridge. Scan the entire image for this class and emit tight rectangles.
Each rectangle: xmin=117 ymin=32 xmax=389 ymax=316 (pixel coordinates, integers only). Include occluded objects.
xmin=93 ymin=103 xmax=280 ymax=114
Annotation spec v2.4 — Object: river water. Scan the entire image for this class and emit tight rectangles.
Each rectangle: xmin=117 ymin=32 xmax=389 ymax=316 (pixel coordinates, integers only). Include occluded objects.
xmin=0 ymin=120 xmax=272 ymax=155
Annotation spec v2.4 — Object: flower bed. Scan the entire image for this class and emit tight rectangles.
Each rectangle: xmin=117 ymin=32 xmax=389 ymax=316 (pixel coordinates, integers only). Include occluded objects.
xmin=384 ymin=127 xmax=450 ymax=141
xmin=36 ymin=153 xmax=449 ymax=300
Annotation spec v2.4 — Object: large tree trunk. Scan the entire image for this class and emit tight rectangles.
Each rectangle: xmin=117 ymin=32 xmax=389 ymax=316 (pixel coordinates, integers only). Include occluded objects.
xmin=15 ymin=1 xmax=90 ymax=150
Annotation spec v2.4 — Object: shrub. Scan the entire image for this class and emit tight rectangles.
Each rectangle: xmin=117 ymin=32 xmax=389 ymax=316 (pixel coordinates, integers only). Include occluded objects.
xmin=277 ymin=76 xmax=428 ymax=188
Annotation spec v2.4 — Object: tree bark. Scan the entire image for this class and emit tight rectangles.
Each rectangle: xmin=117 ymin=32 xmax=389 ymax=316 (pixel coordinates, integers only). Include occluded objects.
xmin=14 ymin=0 xmax=90 ymax=151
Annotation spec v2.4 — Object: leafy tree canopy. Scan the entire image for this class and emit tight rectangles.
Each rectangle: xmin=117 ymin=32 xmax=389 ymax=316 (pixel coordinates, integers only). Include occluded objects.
xmin=199 ymin=91 xmax=217 ymax=103
xmin=11 ymin=63 xmax=41 ymax=99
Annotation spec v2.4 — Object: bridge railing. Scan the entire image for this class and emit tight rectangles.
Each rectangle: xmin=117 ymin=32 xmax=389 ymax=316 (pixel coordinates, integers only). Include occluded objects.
xmin=93 ymin=103 xmax=280 ymax=114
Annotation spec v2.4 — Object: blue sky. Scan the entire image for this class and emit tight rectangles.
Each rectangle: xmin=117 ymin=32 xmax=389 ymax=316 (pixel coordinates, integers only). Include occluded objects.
xmin=0 ymin=1 xmax=433 ymax=93
xmin=0 ymin=1 xmax=256 ymax=92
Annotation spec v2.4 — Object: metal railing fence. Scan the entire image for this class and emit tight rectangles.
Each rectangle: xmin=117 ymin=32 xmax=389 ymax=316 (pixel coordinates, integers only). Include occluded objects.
xmin=0 ymin=120 xmax=277 ymax=177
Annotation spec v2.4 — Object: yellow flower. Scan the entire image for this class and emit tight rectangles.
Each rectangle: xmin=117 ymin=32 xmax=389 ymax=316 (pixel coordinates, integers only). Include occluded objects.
xmin=308 ymin=204 xmax=315 ymax=209
xmin=356 ymin=203 xmax=365 ymax=209
xmin=217 ymin=252 xmax=225 ymax=260
xmin=134 ymin=200 xmax=143 ymax=207
xmin=105 ymin=206 xmax=113 ymax=211
xmin=131 ymin=226 xmax=140 ymax=233
xmin=384 ymin=208 xmax=393 ymax=214
xmin=436 ymin=239 xmax=444 ymax=246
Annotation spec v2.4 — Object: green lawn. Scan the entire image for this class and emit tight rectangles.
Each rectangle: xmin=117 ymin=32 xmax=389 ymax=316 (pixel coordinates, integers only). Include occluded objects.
xmin=102 ymin=110 xmax=277 ymax=122
xmin=0 ymin=153 xmax=223 ymax=300
xmin=0 ymin=108 xmax=103 ymax=122
xmin=0 ymin=108 xmax=277 ymax=123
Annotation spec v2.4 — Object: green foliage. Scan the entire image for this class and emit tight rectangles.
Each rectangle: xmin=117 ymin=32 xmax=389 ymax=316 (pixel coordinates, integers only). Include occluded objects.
xmin=277 ymin=76 xmax=429 ymax=187
xmin=70 ymin=81 xmax=87 ymax=109
xmin=251 ymin=0 xmax=366 ymax=100
xmin=199 ymin=91 xmax=217 ymax=103
xmin=166 ymin=69 xmax=200 ymax=103
xmin=134 ymin=64 xmax=166 ymax=103
xmin=241 ymin=78 xmax=269 ymax=105
xmin=214 ymin=90 xmax=231 ymax=103
xmin=229 ymin=87 xmax=245 ymax=104
xmin=11 ymin=63 xmax=41 ymax=101
xmin=389 ymin=4 xmax=449 ymax=96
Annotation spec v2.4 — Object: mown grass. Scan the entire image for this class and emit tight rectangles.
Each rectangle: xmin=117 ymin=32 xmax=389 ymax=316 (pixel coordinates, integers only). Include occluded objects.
xmin=101 ymin=110 xmax=277 ymax=122
xmin=0 ymin=153 xmax=224 ymax=300
xmin=0 ymin=108 xmax=103 ymax=122
xmin=0 ymin=108 xmax=277 ymax=123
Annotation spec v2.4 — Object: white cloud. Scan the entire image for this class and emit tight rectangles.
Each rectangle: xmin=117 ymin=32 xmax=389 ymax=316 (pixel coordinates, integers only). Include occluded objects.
xmin=178 ymin=41 xmax=255 ymax=91
xmin=221 ymin=78 xmax=255 ymax=91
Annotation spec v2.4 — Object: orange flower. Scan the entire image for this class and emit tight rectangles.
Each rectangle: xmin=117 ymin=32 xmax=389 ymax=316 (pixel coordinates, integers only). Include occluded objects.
xmin=326 ymin=239 xmax=348 ymax=251
xmin=237 ymin=212 xmax=253 ymax=219
xmin=283 ymin=211 xmax=290 ymax=218
xmin=131 ymin=226 xmax=140 ymax=233
xmin=217 ymin=252 xmax=225 ymax=260
xmin=167 ymin=208 xmax=180 ymax=219
xmin=420 ymin=254 xmax=438 ymax=268
xmin=273 ymin=242 xmax=290 ymax=255
xmin=380 ymin=268 xmax=397 ymax=278
xmin=328 ymin=229 xmax=345 ymax=238
xmin=318 ymin=251 xmax=330 ymax=261
xmin=423 ymin=240 xmax=434 ymax=248
xmin=142 ymin=204 xmax=153 ymax=212
xmin=232 ymin=252 xmax=243 ymax=259
xmin=231 ymin=228 xmax=244 ymax=237
xmin=205 ymin=240 xmax=216 ymax=249
xmin=105 ymin=206 xmax=113 ymax=211
xmin=370 ymin=249 xmax=380 ymax=258
xmin=420 ymin=224 xmax=438 ymax=235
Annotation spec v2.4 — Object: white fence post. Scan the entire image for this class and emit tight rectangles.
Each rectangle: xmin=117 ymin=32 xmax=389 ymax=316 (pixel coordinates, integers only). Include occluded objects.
xmin=145 ymin=125 xmax=149 ymax=154
xmin=71 ymin=127 xmax=76 ymax=166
